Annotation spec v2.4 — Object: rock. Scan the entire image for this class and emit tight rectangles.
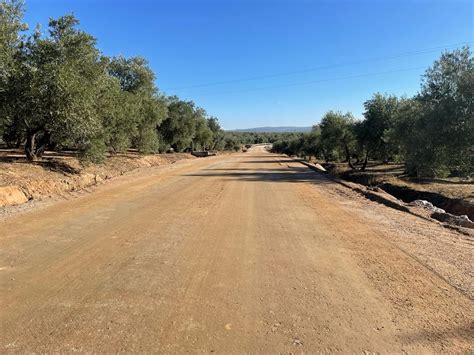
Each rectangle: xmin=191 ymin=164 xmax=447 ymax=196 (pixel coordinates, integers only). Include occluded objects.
xmin=0 ymin=186 xmax=29 ymax=207
xmin=271 ymin=322 xmax=281 ymax=332
xmin=78 ymin=173 xmax=95 ymax=186
xmin=292 ymin=338 xmax=303 ymax=346
xmin=313 ymin=163 xmax=327 ymax=172
xmin=367 ymin=186 xmax=383 ymax=192
xmin=409 ymin=199 xmax=445 ymax=214
xmin=94 ymin=174 xmax=103 ymax=183
xmin=409 ymin=199 xmax=433 ymax=208
xmin=431 ymin=211 xmax=474 ymax=229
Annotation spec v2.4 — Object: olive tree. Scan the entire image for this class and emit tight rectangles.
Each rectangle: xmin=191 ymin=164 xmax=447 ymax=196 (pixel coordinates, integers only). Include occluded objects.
xmin=319 ymin=111 xmax=358 ymax=166
xmin=0 ymin=0 xmax=26 ymax=83
xmin=359 ymin=93 xmax=400 ymax=163
xmin=414 ymin=47 xmax=473 ymax=177
xmin=159 ymin=97 xmax=197 ymax=152
xmin=0 ymin=0 xmax=27 ymax=140
xmin=108 ymin=56 xmax=167 ymax=154
xmin=1 ymin=15 xmax=106 ymax=160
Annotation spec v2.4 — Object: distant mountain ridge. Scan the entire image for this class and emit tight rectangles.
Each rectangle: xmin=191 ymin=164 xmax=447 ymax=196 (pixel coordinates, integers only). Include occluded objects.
xmin=231 ymin=126 xmax=312 ymax=133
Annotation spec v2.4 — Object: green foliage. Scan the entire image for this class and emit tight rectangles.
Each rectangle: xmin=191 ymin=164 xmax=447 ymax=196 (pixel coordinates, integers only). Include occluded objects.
xmin=94 ymin=74 xmax=135 ymax=153
xmin=207 ymin=117 xmax=225 ymax=150
xmin=107 ymin=56 xmax=167 ymax=154
xmin=0 ymin=0 xmax=26 ymax=138
xmin=135 ymin=122 xmax=160 ymax=153
xmin=387 ymin=48 xmax=473 ymax=177
xmin=108 ymin=56 xmax=155 ymax=94
xmin=0 ymin=0 xmax=26 ymax=82
xmin=1 ymin=14 xmax=105 ymax=160
xmin=271 ymin=47 xmax=473 ymax=178
xmin=358 ymin=93 xmax=400 ymax=162
xmin=134 ymin=95 xmax=167 ymax=153
xmin=217 ymin=131 xmax=297 ymax=152
xmin=413 ymin=47 xmax=473 ymax=177
xmin=157 ymin=98 xmax=219 ymax=153
xmin=319 ymin=111 xmax=357 ymax=163
xmin=0 ymin=10 xmax=223 ymax=160
xmin=159 ymin=97 xmax=197 ymax=152
xmin=194 ymin=116 xmax=212 ymax=150
xmin=223 ymin=134 xmax=242 ymax=151
xmin=79 ymin=137 xmax=107 ymax=164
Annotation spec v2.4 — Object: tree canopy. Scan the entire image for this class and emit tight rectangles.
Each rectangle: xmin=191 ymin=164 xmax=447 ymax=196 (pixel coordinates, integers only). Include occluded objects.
xmin=0 ymin=6 xmax=226 ymax=161
xmin=272 ymin=47 xmax=473 ymax=178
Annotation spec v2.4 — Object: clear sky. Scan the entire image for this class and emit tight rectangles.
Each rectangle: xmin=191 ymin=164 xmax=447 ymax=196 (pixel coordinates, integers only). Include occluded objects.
xmin=24 ymin=0 xmax=473 ymax=129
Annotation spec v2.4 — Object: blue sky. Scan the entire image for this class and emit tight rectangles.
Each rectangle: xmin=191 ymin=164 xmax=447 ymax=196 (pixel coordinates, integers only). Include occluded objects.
xmin=24 ymin=0 xmax=473 ymax=129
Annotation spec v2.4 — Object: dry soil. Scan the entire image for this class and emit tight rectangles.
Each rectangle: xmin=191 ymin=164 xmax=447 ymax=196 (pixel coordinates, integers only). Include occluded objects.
xmin=0 ymin=146 xmax=472 ymax=353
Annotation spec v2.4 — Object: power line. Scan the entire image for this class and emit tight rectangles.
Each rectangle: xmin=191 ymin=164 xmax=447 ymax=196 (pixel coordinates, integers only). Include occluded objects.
xmin=192 ymin=65 xmax=426 ymax=96
xmin=167 ymin=42 xmax=472 ymax=90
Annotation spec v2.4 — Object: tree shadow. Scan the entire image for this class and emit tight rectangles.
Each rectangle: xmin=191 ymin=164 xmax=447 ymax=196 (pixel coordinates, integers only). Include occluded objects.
xmin=399 ymin=322 xmax=473 ymax=346
xmin=370 ymin=166 xmax=405 ymax=173
xmin=0 ymin=156 xmax=22 ymax=163
xmin=409 ymin=177 xmax=473 ymax=185
xmin=34 ymin=160 xmax=81 ymax=175
xmin=185 ymin=163 xmax=331 ymax=184
xmin=0 ymin=157 xmax=81 ymax=175
xmin=185 ymin=158 xmax=438 ymax=219
xmin=240 ymin=159 xmax=299 ymax=164
xmin=0 ymin=148 xmax=82 ymax=174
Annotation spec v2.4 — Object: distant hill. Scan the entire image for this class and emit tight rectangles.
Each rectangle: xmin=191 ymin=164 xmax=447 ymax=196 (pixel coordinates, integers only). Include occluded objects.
xmin=231 ymin=126 xmax=312 ymax=133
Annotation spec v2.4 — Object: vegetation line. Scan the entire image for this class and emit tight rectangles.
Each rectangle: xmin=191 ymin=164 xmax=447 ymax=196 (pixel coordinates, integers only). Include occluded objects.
xmin=1 ymin=0 xmax=472 ymax=180
xmin=271 ymin=47 xmax=473 ymax=178
xmin=0 ymin=1 xmax=240 ymax=162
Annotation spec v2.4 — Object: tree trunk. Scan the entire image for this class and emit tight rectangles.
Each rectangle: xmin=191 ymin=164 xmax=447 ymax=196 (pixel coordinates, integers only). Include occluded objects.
xmin=343 ymin=141 xmax=355 ymax=170
xmin=35 ymin=142 xmax=47 ymax=159
xmin=35 ymin=131 xmax=51 ymax=159
xmin=25 ymin=130 xmax=49 ymax=161
xmin=25 ymin=132 xmax=37 ymax=161
xmin=360 ymin=149 xmax=370 ymax=171
xmin=322 ymin=149 xmax=330 ymax=163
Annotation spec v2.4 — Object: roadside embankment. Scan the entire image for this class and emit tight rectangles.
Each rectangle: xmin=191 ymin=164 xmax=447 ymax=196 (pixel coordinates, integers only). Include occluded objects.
xmin=299 ymin=159 xmax=474 ymax=232
xmin=336 ymin=168 xmax=474 ymax=221
xmin=0 ymin=151 xmax=195 ymax=208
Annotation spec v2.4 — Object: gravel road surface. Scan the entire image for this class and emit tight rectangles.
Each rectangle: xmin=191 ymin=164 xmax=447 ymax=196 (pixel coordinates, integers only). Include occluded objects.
xmin=1 ymin=147 xmax=472 ymax=353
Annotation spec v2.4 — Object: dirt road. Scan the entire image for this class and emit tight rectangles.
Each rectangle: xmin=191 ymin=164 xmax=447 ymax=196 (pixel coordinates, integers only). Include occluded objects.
xmin=1 ymin=148 xmax=472 ymax=353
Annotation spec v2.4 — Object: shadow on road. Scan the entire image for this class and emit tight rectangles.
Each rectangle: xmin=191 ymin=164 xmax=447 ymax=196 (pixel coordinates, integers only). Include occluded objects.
xmin=185 ymin=162 xmax=332 ymax=184
xmin=184 ymin=157 xmax=437 ymax=219
xmin=400 ymin=323 xmax=474 ymax=346
xmin=239 ymin=159 xmax=298 ymax=164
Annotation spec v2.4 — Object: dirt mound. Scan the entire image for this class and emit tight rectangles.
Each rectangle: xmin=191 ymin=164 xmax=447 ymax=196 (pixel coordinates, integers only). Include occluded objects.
xmin=0 ymin=186 xmax=29 ymax=206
